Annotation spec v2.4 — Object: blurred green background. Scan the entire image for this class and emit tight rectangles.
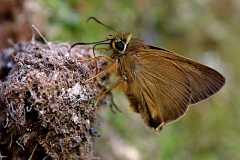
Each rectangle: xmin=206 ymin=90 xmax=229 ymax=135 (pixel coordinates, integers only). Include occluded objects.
xmin=40 ymin=0 xmax=238 ymax=159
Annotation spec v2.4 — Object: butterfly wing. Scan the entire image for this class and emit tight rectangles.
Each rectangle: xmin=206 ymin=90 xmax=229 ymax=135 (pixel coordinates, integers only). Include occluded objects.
xmin=120 ymin=51 xmax=192 ymax=128
xmin=121 ymin=45 xmax=225 ymax=129
xmin=148 ymin=46 xmax=225 ymax=104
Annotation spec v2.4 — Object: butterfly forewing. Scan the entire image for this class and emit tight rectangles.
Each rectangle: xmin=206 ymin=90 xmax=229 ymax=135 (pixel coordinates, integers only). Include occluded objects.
xmin=148 ymin=46 xmax=226 ymax=104
xmin=120 ymin=43 xmax=225 ymax=128
xmin=121 ymin=51 xmax=192 ymax=128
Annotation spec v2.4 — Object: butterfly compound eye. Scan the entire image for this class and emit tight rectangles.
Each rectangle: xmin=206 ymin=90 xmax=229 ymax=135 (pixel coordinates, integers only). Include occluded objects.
xmin=114 ymin=41 xmax=125 ymax=52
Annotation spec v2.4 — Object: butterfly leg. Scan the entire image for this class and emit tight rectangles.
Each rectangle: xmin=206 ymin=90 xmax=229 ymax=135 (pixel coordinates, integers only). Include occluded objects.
xmin=78 ymin=55 xmax=113 ymax=63
xmin=94 ymin=80 xmax=123 ymax=107
xmin=109 ymin=93 xmax=122 ymax=113
xmin=84 ymin=62 xmax=116 ymax=83
xmin=79 ymin=55 xmax=113 ymax=76
xmin=92 ymin=46 xmax=113 ymax=74
xmin=156 ymin=122 xmax=165 ymax=131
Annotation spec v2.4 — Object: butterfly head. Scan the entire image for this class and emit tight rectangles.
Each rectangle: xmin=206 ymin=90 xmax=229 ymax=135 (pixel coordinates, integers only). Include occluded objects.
xmin=110 ymin=32 xmax=132 ymax=54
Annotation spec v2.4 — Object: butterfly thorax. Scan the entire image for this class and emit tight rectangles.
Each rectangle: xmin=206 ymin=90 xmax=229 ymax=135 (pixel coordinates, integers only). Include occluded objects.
xmin=108 ymin=33 xmax=143 ymax=82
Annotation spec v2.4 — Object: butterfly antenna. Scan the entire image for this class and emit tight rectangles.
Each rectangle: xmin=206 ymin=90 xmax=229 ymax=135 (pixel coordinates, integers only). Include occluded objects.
xmin=87 ymin=17 xmax=116 ymax=31
xmin=69 ymin=39 xmax=110 ymax=50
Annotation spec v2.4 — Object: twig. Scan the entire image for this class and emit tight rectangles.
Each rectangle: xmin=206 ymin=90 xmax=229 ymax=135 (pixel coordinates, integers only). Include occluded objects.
xmin=28 ymin=144 xmax=38 ymax=160
xmin=31 ymin=25 xmax=50 ymax=48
